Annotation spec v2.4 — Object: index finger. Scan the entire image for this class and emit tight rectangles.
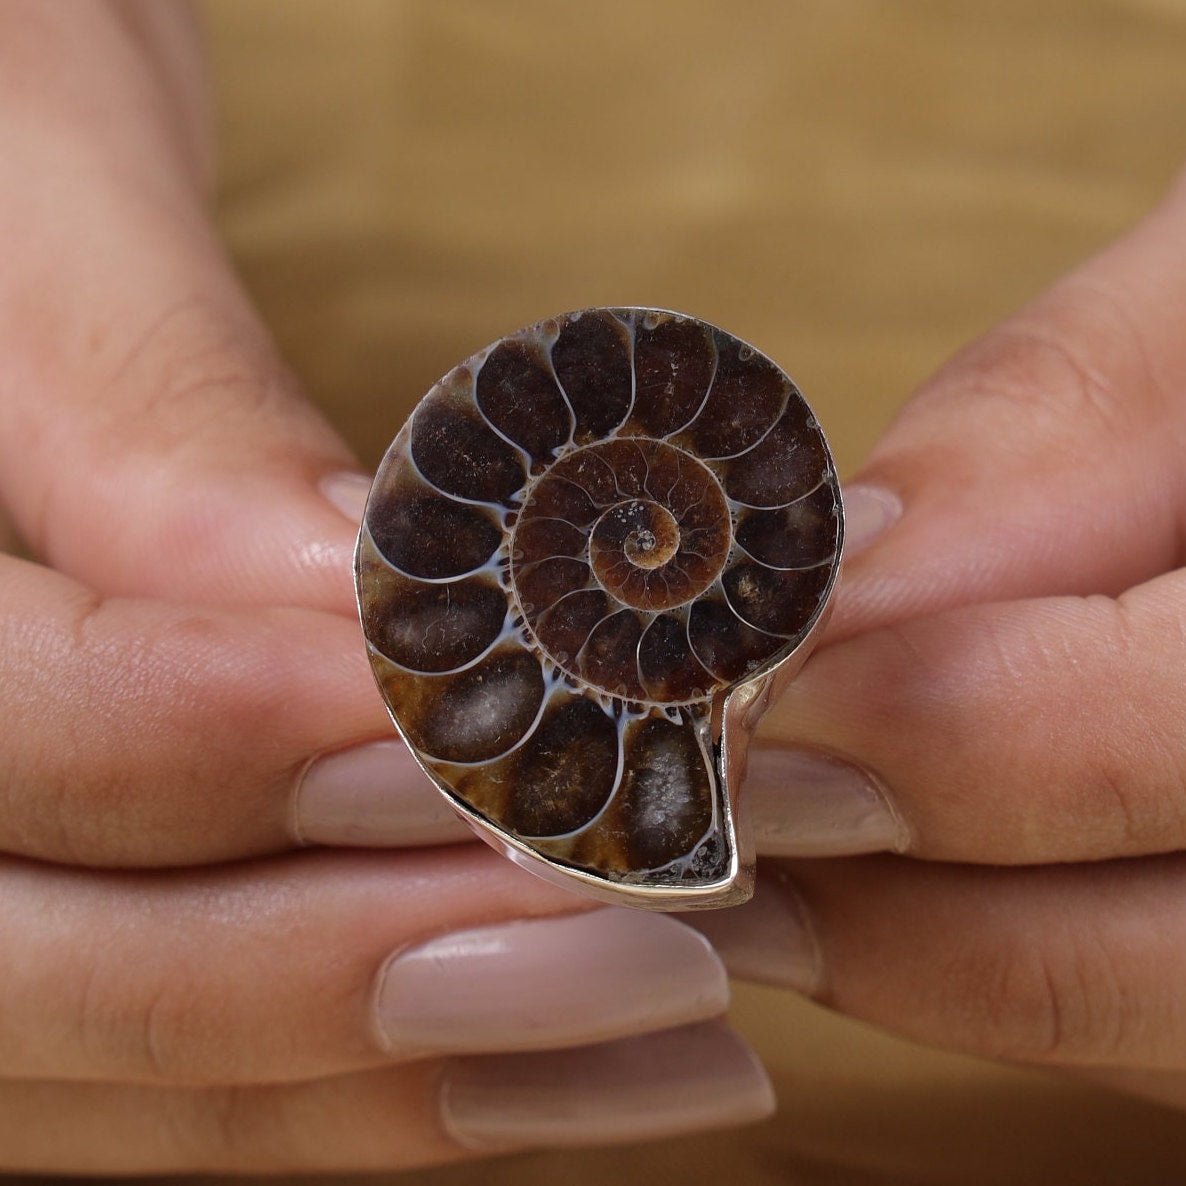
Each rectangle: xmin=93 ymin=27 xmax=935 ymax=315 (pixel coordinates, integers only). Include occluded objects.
xmin=0 ymin=553 xmax=465 ymax=867
xmin=0 ymin=4 xmax=363 ymax=612
xmin=835 ymin=167 xmax=1186 ymax=641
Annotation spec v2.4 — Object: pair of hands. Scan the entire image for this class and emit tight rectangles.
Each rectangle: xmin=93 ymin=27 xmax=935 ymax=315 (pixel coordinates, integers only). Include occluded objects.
xmin=7 ymin=1 xmax=1186 ymax=1173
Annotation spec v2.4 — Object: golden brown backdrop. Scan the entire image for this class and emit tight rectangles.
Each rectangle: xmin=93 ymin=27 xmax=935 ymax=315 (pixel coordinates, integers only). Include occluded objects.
xmin=195 ymin=2 xmax=1186 ymax=1182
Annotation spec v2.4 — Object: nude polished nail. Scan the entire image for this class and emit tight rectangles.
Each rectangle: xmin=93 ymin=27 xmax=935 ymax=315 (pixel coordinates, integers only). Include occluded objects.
xmin=294 ymin=740 xmax=473 ymax=847
xmin=842 ymin=483 xmax=902 ymax=556
xmin=683 ymin=871 xmax=825 ymax=994
xmin=440 ymin=1022 xmax=775 ymax=1149
xmin=374 ymin=909 xmax=729 ymax=1056
xmin=746 ymin=746 xmax=909 ymax=857
xmin=320 ymin=470 xmax=372 ymax=525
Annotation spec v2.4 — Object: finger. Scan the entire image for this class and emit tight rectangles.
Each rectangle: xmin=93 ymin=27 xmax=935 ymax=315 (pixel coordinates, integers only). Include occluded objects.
xmin=833 ymin=168 xmax=1186 ymax=641
xmin=0 ymin=1023 xmax=771 ymax=1174
xmin=0 ymin=1064 xmax=458 ymax=1175
xmin=749 ymin=569 xmax=1186 ymax=864
xmin=0 ymin=553 xmax=468 ymax=865
xmin=0 ymin=242 xmax=365 ymax=614
xmin=0 ymin=847 xmax=731 ymax=1086
xmin=0 ymin=8 xmax=364 ymax=611
xmin=703 ymin=857 xmax=1186 ymax=1072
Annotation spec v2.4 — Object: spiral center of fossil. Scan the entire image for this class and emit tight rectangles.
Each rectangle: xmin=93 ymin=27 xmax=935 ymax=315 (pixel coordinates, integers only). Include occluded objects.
xmin=510 ymin=436 xmax=734 ymax=669
xmin=597 ymin=501 xmax=680 ymax=570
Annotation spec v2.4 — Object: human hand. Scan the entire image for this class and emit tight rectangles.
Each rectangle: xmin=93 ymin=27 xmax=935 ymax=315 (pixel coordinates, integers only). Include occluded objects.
xmin=0 ymin=3 xmax=771 ymax=1171
xmin=692 ymin=164 xmax=1186 ymax=1108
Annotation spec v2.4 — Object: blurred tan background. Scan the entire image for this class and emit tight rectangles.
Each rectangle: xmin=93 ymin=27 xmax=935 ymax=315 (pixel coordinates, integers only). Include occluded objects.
xmin=197 ymin=2 xmax=1186 ymax=1183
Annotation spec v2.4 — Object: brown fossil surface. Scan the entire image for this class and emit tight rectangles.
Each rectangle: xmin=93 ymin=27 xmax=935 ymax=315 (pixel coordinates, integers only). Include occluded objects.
xmin=357 ymin=308 xmax=841 ymax=900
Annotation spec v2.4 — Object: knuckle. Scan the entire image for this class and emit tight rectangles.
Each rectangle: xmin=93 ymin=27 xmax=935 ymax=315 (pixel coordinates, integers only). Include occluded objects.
xmin=8 ymin=581 xmax=299 ymax=865
xmin=926 ymin=595 xmax=1186 ymax=861
xmin=194 ymin=1087 xmax=266 ymax=1169
xmin=191 ymin=1085 xmax=310 ymax=1173
xmin=62 ymin=603 xmax=273 ymax=861
xmin=35 ymin=300 xmax=298 ymax=563
xmin=94 ymin=297 xmax=291 ymax=447
xmin=1071 ymin=750 xmax=1186 ymax=865
xmin=952 ymin=927 xmax=1134 ymax=1064
xmin=1061 ymin=595 xmax=1186 ymax=855
xmin=1085 ymin=759 xmax=1143 ymax=850
xmin=2 ymin=588 xmax=124 ymax=864
xmin=985 ymin=320 xmax=1123 ymax=435
xmin=914 ymin=279 xmax=1163 ymax=451
xmin=109 ymin=603 xmax=280 ymax=766
xmin=75 ymin=966 xmax=200 ymax=1083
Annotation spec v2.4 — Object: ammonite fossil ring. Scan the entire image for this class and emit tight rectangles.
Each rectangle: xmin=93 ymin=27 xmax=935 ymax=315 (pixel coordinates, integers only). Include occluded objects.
xmin=356 ymin=309 xmax=842 ymax=910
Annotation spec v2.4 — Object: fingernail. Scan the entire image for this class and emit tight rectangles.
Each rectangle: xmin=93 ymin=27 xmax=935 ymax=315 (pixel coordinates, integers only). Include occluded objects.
xmin=440 ymin=1022 xmax=774 ymax=1149
xmin=320 ymin=470 xmax=372 ymax=525
xmin=375 ymin=909 xmax=729 ymax=1058
xmin=843 ymin=483 xmax=901 ymax=556
xmin=293 ymin=740 xmax=473 ymax=847
xmin=682 ymin=870 xmax=825 ymax=994
xmin=746 ymin=747 xmax=909 ymax=857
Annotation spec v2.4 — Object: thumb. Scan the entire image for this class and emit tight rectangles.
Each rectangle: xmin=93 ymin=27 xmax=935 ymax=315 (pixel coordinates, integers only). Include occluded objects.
xmin=832 ymin=167 xmax=1186 ymax=641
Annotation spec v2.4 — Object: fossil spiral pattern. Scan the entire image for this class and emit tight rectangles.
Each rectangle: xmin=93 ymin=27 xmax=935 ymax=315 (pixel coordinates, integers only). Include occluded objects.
xmin=357 ymin=308 xmax=841 ymax=901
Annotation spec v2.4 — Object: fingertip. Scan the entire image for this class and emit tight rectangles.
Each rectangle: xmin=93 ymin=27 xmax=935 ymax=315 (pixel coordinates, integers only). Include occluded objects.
xmin=438 ymin=1022 xmax=774 ymax=1150
xmin=293 ymin=739 xmax=474 ymax=848
xmin=682 ymin=869 xmax=826 ymax=996
xmin=372 ymin=909 xmax=730 ymax=1059
xmin=134 ymin=466 xmax=365 ymax=614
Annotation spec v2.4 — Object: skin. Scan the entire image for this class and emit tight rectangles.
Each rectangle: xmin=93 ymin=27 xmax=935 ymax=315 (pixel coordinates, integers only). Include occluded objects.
xmin=755 ymin=165 xmax=1186 ymax=1105
xmin=9 ymin=0 xmax=1186 ymax=1170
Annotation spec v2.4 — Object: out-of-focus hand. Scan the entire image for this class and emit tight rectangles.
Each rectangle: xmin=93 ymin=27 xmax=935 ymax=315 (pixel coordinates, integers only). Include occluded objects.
xmin=0 ymin=3 xmax=772 ymax=1171
xmin=692 ymin=164 xmax=1186 ymax=1111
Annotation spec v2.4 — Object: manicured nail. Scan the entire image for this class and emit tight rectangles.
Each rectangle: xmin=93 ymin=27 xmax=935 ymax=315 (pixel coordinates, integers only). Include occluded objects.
xmin=682 ymin=870 xmax=824 ymax=994
xmin=375 ymin=909 xmax=729 ymax=1057
xmin=293 ymin=740 xmax=473 ymax=847
xmin=440 ymin=1022 xmax=774 ymax=1149
xmin=843 ymin=483 xmax=901 ymax=556
xmin=320 ymin=470 xmax=372 ymax=525
xmin=746 ymin=747 xmax=909 ymax=857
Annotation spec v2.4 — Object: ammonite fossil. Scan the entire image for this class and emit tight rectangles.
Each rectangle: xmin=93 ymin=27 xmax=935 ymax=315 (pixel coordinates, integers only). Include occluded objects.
xmin=356 ymin=309 xmax=842 ymax=909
